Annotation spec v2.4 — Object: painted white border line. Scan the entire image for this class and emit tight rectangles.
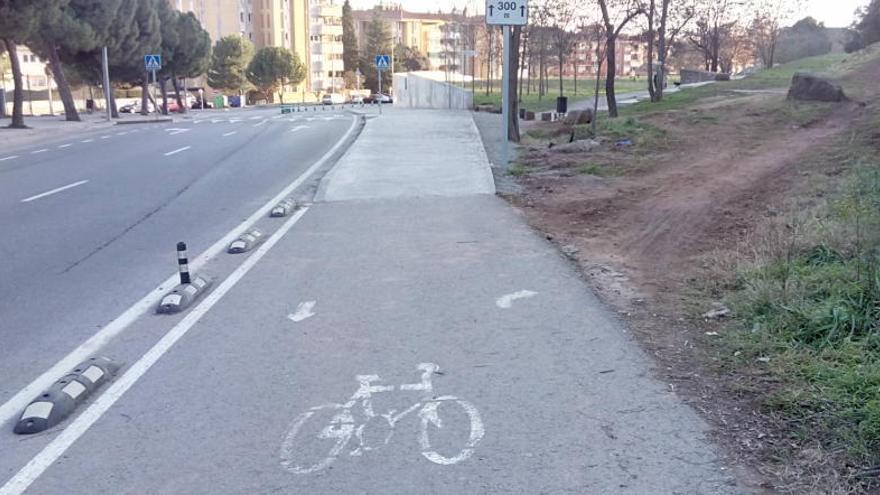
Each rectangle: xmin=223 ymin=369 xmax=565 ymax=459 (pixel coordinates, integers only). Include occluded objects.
xmin=0 ymin=155 xmax=19 ymax=162
xmin=0 ymin=114 xmax=358 ymax=429
xmin=0 ymin=207 xmax=310 ymax=495
xmin=163 ymin=146 xmax=191 ymax=156
xmin=222 ymin=131 xmax=237 ymax=137
xmin=21 ymin=180 xmax=89 ymax=203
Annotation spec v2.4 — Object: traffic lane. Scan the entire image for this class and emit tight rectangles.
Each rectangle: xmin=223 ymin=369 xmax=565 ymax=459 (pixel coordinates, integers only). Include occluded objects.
xmin=0 ymin=118 xmax=355 ymax=412
xmin=23 ymin=196 xmax=743 ymax=494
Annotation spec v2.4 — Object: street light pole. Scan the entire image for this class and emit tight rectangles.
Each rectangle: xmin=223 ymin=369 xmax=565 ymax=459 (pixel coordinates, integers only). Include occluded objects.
xmin=101 ymin=46 xmax=111 ymax=121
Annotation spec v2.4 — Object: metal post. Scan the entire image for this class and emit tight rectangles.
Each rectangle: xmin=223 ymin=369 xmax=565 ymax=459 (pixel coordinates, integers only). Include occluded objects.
xmin=26 ymin=74 xmax=33 ymax=115
xmin=378 ymin=67 xmax=383 ymax=115
xmin=47 ymin=74 xmax=54 ymax=116
xmin=501 ymin=25 xmax=510 ymax=169
xmin=101 ymin=46 xmax=111 ymax=121
xmin=151 ymin=69 xmax=158 ymax=120
xmin=176 ymin=242 xmax=191 ymax=285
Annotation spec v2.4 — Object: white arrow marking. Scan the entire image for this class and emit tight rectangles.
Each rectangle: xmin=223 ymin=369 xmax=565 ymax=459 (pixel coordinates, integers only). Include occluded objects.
xmin=495 ymin=290 xmax=538 ymax=309
xmin=289 ymin=125 xmax=309 ymax=133
xmin=287 ymin=301 xmax=316 ymax=322
xmin=222 ymin=131 xmax=237 ymax=137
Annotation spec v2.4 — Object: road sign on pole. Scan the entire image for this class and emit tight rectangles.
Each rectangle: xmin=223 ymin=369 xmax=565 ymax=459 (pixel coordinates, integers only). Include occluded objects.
xmin=374 ymin=55 xmax=391 ymax=70
xmin=486 ymin=0 xmax=528 ymax=25
xmin=144 ymin=54 xmax=162 ymax=72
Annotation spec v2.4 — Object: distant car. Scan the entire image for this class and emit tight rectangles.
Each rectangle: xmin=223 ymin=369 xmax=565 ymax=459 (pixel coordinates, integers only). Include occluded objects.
xmin=350 ymin=95 xmax=364 ymax=104
xmin=321 ymin=93 xmax=345 ymax=105
xmin=118 ymin=103 xmax=137 ymax=113
xmin=367 ymin=93 xmax=393 ymax=104
xmin=191 ymin=99 xmax=212 ymax=109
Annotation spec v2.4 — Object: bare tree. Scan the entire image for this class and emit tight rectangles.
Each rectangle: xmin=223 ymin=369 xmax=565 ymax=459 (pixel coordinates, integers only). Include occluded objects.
xmin=750 ymin=0 xmax=800 ymax=69
xmin=546 ymin=0 xmax=577 ymax=97
xmin=597 ymin=0 xmax=643 ymax=117
xmin=688 ymin=0 xmax=740 ymax=72
xmin=641 ymin=0 xmax=695 ymax=101
xmin=590 ymin=22 xmax=608 ymax=134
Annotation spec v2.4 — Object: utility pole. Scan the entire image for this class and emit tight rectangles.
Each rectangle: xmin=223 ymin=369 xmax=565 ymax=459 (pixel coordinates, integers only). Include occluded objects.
xmin=102 ymin=46 xmax=111 ymax=121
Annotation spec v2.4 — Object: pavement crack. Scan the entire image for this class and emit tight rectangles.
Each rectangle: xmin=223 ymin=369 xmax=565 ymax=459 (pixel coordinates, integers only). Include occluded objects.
xmin=59 ymin=182 xmax=195 ymax=275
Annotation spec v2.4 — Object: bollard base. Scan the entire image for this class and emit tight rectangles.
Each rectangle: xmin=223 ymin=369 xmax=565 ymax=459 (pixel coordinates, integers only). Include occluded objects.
xmin=157 ymin=275 xmax=212 ymax=314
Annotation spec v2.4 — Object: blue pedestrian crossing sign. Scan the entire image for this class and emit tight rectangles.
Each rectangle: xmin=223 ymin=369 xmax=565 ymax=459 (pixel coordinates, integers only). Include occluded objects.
xmin=144 ymin=54 xmax=162 ymax=71
xmin=374 ymin=55 xmax=391 ymax=70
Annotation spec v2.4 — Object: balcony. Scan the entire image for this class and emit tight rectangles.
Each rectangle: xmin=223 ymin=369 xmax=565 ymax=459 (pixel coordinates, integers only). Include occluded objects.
xmin=311 ymin=24 xmax=343 ymax=37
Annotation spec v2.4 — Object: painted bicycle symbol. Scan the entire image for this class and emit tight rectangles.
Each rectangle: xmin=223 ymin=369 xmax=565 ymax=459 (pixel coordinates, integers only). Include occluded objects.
xmin=279 ymin=363 xmax=485 ymax=474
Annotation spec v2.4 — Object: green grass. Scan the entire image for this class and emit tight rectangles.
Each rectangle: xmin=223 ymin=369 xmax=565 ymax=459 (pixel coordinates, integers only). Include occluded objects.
xmin=716 ymin=108 xmax=880 ymax=478
xmin=507 ymin=164 xmax=533 ymax=176
xmin=468 ymin=77 xmax=648 ymax=112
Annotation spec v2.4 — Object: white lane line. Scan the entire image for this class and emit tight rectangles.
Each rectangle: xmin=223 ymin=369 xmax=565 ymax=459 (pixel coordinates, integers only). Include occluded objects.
xmin=57 ymin=144 xmax=72 ymax=149
xmin=228 ymin=118 xmax=242 ymax=123
xmin=163 ymin=146 xmax=191 ymax=156
xmin=0 ymin=155 xmax=19 ymax=161
xmin=20 ymin=180 xmax=89 ymax=203
xmin=80 ymin=139 xmax=94 ymax=143
xmin=272 ymin=115 xmax=283 ymax=120
xmin=164 ymin=128 xmax=190 ymax=135
xmin=30 ymin=149 xmax=48 ymax=154
xmin=249 ymin=115 xmax=262 ymax=120
xmin=253 ymin=119 xmax=267 ymax=127
xmin=289 ymin=125 xmax=309 ymax=133
xmin=100 ymin=135 xmax=111 ymax=139
xmin=287 ymin=301 xmax=316 ymax=322
xmin=495 ymin=290 xmax=538 ymax=309
xmin=0 ymin=207 xmax=311 ymax=495
xmin=0 ymin=115 xmax=359 ymax=431
xmin=222 ymin=131 xmax=237 ymax=137
xmin=116 ymin=131 xmax=127 ymax=136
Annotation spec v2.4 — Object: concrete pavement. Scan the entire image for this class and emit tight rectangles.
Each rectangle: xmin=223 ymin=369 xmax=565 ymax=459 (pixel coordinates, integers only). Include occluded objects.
xmin=0 ymin=107 xmax=749 ymax=494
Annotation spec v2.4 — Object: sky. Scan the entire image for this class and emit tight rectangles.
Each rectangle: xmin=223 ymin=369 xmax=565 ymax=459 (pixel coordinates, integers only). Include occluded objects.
xmin=347 ymin=0 xmax=869 ymax=28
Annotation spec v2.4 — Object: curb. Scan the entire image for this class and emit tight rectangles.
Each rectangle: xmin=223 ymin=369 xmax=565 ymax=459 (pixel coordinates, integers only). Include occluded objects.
xmin=227 ymin=229 xmax=265 ymax=254
xmin=14 ymin=357 xmax=121 ymax=434
xmin=156 ymin=275 xmax=212 ymax=314
xmin=116 ymin=118 xmax=174 ymax=125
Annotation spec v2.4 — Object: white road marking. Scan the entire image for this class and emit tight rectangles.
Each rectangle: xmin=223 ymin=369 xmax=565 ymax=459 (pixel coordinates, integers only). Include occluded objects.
xmin=249 ymin=115 xmax=262 ymax=120
xmin=31 ymin=149 xmax=48 ymax=154
xmin=116 ymin=131 xmax=127 ymax=136
xmin=0 ymin=155 xmax=19 ymax=161
xmin=0 ymin=115 xmax=360 ymax=432
xmin=222 ymin=131 xmax=237 ymax=137
xmin=100 ymin=135 xmax=110 ymax=139
xmin=289 ymin=125 xmax=309 ymax=133
xmin=80 ymin=139 xmax=94 ymax=143
xmin=20 ymin=180 xmax=89 ymax=203
xmin=495 ymin=290 xmax=538 ymax=309
xmin=272 ymin=115 xmax=283 ymax=120
xmin=57 ymin=144 xmax=72 ymax=149
xmin=193 ymin=120 xmax=204 ymax=124
xmin=165 ymin=128 xmax=190 ymax=135
xmin=287 ymin=301 xmax=316 ymax=322
xmin=163 ymin=146 xmax=191 ymax=156
xmin=211 ymin=119 xmax=223 ymax=123
xmin=228 ymin=118 xmax=241 ymax=123
xmin=0 ymin=208 xmax=311 ymax=495
xmin=253 ymin=119 xmax=267 ymax=127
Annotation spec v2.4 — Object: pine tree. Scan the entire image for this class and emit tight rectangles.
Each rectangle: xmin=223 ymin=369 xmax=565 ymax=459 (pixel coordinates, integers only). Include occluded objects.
xmin=342 ymin=0 xmax=359 ymax=72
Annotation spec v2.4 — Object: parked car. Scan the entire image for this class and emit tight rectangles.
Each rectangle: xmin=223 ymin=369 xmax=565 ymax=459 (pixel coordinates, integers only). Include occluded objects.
xmin=191 ymin=99 xmax=212 ymax=109
xmin=321 ymin=93 xmax=345 ymax=105
xmin=119 ymin=101 xmax=156 ymax=114
xmin=365 ymin=93 xmax=393 ymax=104
xmin=349 ymin=95 xmax=364 ymax=104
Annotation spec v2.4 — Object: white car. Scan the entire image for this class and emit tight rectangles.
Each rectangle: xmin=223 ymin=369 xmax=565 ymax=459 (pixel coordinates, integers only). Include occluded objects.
xmin=350 ymin=95 xmax=364 ymax=104
xmin=321 ymin=93 xmax=345 ymax=105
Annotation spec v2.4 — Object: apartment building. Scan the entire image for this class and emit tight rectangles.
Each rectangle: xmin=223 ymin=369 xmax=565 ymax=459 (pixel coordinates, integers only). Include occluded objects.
xmin=172 ymin=0 xmax=255 ymax=43
xmin=352 ymin=8 xmax=450 ymax=70
xmin=310 ymin=0 xmax=344 ymax=92
xmin=552 ymin=34 xmax=649 ymax=78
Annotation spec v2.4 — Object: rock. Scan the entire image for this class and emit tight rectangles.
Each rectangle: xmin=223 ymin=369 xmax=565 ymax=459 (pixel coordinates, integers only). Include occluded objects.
xmin=702 ymin=306 xmax=731 ymax=319
xmin=561 ymin=244 xmax=579 ymax=257
xmin=563 ymin=109 xmax=593 ymax=125
xmin=552 ymin=139 xmax=601 ymax=153
xmin=787 ymin=72 xmax=847 ymax=102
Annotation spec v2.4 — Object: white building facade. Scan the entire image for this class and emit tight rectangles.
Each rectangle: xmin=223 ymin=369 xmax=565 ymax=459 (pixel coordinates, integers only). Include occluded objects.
xmin=309 ymin=0 xmax=344 ymax=93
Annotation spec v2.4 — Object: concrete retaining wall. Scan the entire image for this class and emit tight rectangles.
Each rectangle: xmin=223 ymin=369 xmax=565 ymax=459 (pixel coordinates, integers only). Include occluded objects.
xmin=393 ymin=72 xmax=473 ymax=110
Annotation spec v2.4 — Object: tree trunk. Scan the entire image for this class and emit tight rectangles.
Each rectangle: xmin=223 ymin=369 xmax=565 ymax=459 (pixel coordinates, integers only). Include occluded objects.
xmin=558 ymin=47 xmax=564 ymax=96
xmin=159 ymin=77 xmax=168 ymax=115
xmin=109 ymin=88 xmax=119 ymax=118
xmin=646 ymin=0 xmax=656 ymax=102
xmin=45 ymin=42 xmax=80 ymax=122
xmin=3 ymin=39 xmax=26 ymax=128
xmin=656 ymin=0 xmax=669 ymax=101
xmin=172 ymin=73 xmax=186 ymax=114
xmin=592 ymin=28 xmax=604 ymax=135
xmin=140 ymin=75 xmax=149 ymax=116
xmin=605 ymin=35 xmax=619 ymax=118
xmin=508 ymin=26 xmax=521 ymax=142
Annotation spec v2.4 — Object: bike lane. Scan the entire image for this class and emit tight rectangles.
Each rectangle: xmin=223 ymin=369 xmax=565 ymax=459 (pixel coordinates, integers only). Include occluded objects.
xmin=14 ymin=110 xmax=749 ymax=494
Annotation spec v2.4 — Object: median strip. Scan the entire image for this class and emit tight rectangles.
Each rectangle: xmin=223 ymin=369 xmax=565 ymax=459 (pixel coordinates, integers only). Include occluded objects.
xmin=163 ymin=146 xmax=191 ymax=156
xmin=21 ymin=180 xmax=89 ymax=203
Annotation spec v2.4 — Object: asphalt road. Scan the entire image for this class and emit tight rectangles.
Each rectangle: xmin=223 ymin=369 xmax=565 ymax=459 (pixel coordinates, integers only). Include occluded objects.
xmin=0 ymin=107 xmax=357 ymax=425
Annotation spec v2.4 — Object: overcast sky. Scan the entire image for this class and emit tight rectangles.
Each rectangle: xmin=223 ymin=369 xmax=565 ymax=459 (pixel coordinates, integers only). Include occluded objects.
xmin=347 ymin=0 xmax=868 ymax=28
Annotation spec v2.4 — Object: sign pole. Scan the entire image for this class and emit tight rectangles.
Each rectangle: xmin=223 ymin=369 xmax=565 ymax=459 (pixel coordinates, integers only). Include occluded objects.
xmin=501 ymin=25 xmax=510 ymax=169
xmin=378 ymin=67 xmax=383 ymax=115
xmin=152 ymin=69 xmax=157 ymax=120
